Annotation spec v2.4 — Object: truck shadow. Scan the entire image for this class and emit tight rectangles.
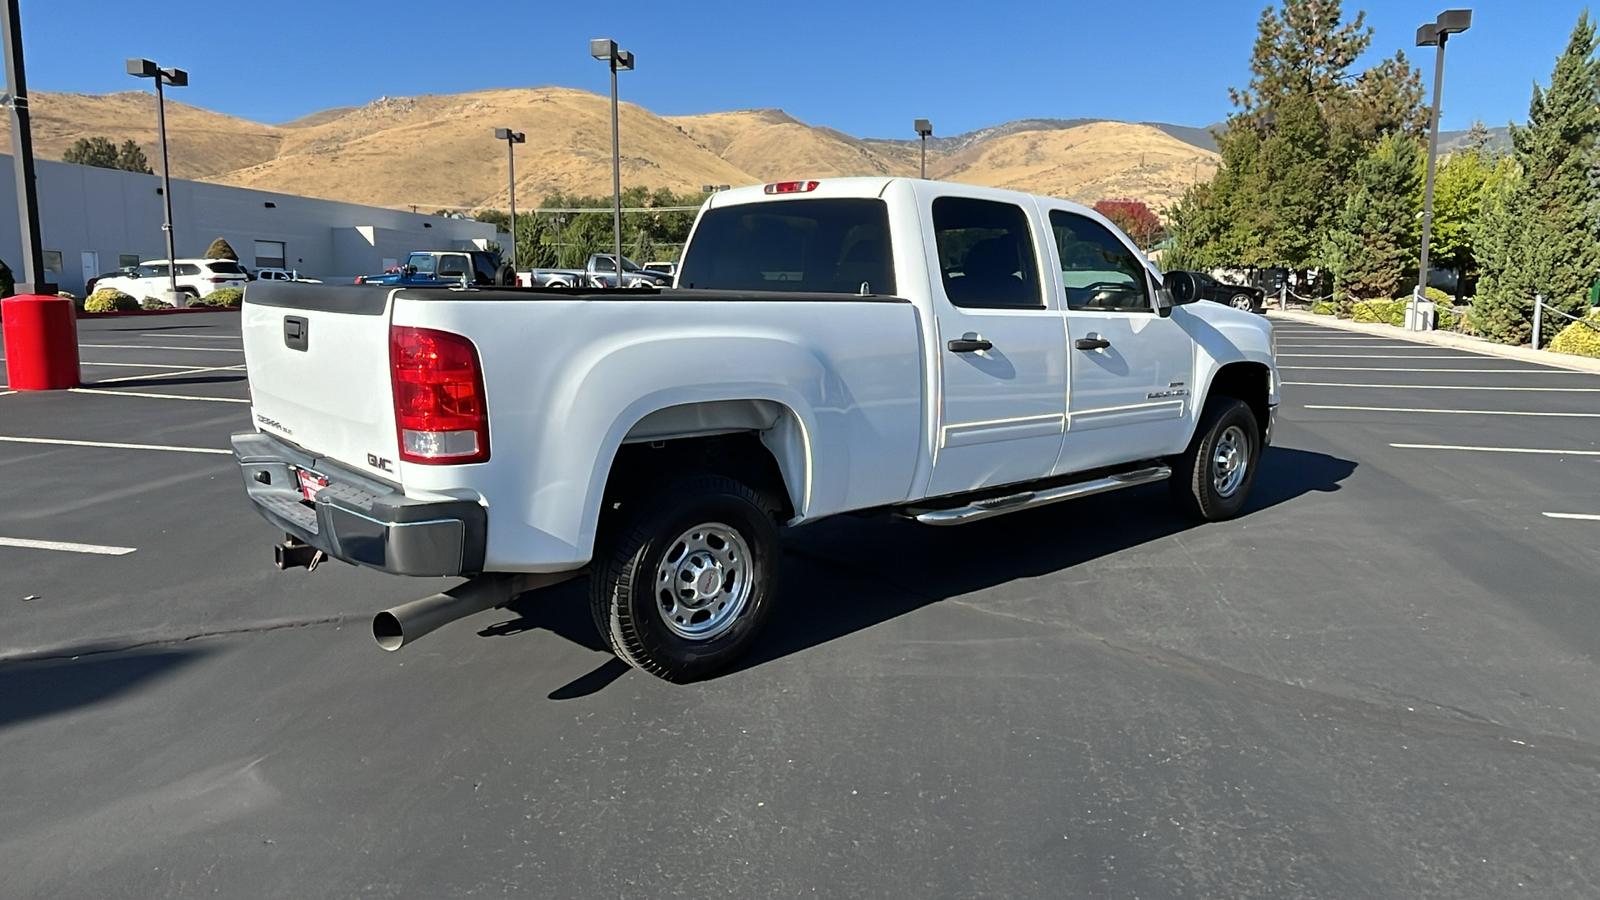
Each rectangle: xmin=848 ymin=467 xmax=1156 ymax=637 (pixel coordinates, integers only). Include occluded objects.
xmin=0 ymin=648 xmax=208 ymax=730
xmin=490 ymin=445 xmax=1354 ymax=694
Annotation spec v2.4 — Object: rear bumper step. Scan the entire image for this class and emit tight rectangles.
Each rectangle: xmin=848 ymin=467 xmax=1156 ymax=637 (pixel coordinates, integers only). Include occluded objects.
xmin=907 ymin=465 xmax=1172 ymax=526
xmin=232 ymin=431 xmax=487 ymax=577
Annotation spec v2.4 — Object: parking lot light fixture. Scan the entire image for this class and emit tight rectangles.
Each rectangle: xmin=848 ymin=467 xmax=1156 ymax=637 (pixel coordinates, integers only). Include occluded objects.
xmin=591 ymin=39 xmax=633 ymax=285
xmin=914 ymin=119 xmax=933 ymax=179
xmin=494 ymin=127 xmax=526 ymax=275
xmin=1412 ymin=9 xmax=1472 ymax=331
xmin=127 ymin=57 xmax=188 ymax=306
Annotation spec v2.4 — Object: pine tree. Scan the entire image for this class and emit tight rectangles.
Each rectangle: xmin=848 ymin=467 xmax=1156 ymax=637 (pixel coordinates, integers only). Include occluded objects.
xmin=204 ymin=238 xmax=238 ymax=261
xmin=1323 ymin=134 xmax=1422 ymax=300
xmin=1173 ymin=0 xmax=1425 ymax=273
xmin=62 ymin=136 xmax=120 ymax=168
xmin=117 ymin=140 xmax=153 ymax=174
xmin=1473 ymin=13 xmax=1600 ymax=345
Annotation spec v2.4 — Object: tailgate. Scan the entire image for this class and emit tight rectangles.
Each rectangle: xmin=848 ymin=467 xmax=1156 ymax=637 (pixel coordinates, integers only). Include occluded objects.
xmin=241 ymin=283 xmax=402 ymax=480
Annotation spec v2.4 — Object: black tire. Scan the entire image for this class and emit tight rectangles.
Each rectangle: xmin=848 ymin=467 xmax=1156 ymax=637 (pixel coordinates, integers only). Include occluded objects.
xmin=1229 ymin=293 xmax=1255 ymax=312
xmin=496 ymin=263 xmax=517 ymax=286
xmin=590 ymin=475 xmax=781 ymax=682
xmin=1170 ymin=398 xmax=1260 ymax=522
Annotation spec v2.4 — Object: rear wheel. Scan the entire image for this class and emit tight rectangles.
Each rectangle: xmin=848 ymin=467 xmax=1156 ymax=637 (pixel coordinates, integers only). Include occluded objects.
xmin=590 ymin=475 xmax=781 ymax=682
xmin=1170 ymin=398 xmax=1260 ymax=521
xmin=1229 ymin=293 xmax=1255 ymax=311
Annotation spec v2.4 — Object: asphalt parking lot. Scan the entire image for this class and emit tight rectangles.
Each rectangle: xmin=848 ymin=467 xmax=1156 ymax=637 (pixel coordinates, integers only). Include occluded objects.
xmin=2 ymin=312 xmax=1599 ymax=899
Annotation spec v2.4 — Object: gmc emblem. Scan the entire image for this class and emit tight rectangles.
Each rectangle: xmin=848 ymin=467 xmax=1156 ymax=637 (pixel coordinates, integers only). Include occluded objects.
xmin=367 ymin=453 xmax=394 ymax=473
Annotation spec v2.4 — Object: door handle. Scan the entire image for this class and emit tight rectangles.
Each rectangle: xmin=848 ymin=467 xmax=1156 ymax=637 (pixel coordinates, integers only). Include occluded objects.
xmin=1075 ymin=337 xmax=1111 ymax=351
xmin=948 ymin=337 xmax=993 ymax=353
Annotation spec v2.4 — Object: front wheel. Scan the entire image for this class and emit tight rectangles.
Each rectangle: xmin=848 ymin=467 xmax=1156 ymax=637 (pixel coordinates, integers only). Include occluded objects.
xmin=590 ymin=475 xmax=781 ymax=682
xmin=1229 ymin=293 xmax=1255 ymax=311
xmin=1170 ymin=398 xmax=1260 ymax=521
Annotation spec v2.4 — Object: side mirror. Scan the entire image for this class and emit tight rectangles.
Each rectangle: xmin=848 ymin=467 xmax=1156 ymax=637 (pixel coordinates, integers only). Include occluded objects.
xmin=1163 ymin=270 xmax=1198 ymax=305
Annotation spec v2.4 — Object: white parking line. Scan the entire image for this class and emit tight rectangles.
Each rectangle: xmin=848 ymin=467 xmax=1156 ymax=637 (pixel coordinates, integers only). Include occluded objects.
xmin=0 ymin=536 xmax=137 ymax=556
xmin=70 ymin=388 xmax=250 ymax=404
xmin=81 ymin=361 xmax=224 ymax=370
xmin=1543 ymin=512 xmax=1600 ymax=521
xmin=1286 ymin=382 xmax=1600 ymax=392
xmin=0 ymin=436 xmax=232 ymax=455
xmin=1281 ymin=366 xmax=1563 ymax=373
xmin=78 ymin=343 xmax=242 ymax=353
xmin=92 ymin=364 xmax=246 ymax=384
xmin=1307 ymin=404 xmax=1600 ymax=418
xmin=1279 ymin=353 xmax=1484 ymax=359
xmin=1391 ymin=443 xmax=1600 ymax=456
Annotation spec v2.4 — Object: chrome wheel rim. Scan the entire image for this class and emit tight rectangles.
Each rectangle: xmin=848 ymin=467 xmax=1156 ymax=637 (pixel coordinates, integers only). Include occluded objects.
xmin=1212 ymin=425 xmax=1250 ymax=498
xmin=654 ymin=522 xmax=753 ymax=640
xmin=1230 ymin=294 xmax=1253 ymax=310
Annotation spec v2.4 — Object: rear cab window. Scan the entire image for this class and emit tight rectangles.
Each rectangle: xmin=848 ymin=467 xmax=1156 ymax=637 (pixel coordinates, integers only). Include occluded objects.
xmin=679 ymin=198 xmax=896 ymax=295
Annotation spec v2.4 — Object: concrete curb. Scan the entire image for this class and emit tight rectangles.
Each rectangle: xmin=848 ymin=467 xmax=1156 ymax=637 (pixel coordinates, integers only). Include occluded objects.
xmin=1269 ymin=308 xmax=1600 ymax=375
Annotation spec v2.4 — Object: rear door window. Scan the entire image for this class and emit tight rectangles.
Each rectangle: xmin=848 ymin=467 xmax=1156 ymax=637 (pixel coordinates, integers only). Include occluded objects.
xmin=931 ymin=197 xmax=1043 ymax=309
xmin=678 ymin=198 xmax=895 ymax=295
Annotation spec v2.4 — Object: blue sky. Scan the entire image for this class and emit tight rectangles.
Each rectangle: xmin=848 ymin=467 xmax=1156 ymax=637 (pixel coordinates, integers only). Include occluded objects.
xmin=18 ymin=0 xmax=1591 ymax=137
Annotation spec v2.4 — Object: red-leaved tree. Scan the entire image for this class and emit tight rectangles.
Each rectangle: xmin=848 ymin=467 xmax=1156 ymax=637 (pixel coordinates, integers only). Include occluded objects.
xmin=1093 ymin=199 xmax=1166 ymax=250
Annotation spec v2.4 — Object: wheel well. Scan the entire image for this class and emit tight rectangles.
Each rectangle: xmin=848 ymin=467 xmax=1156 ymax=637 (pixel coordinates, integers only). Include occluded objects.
xmin=604 ymin=432 xmax=795 ymax=524
xmin=1206 ymin=362 xmax=1271 ymax=439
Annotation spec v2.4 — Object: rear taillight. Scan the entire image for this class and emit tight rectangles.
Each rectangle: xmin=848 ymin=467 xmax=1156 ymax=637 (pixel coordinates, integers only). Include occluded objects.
xmin=389 ymin=325 xmax=489 ymax=465
xmin=764 ymin=180 xmax=819 ymax=194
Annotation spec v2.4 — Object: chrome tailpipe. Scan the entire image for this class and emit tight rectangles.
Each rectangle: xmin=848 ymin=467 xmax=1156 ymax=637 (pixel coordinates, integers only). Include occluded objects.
xmin=373 ymin=571 xmax=577 ymax=651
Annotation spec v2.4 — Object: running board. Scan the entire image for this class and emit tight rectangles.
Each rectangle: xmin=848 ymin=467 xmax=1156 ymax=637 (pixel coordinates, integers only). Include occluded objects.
xmin=908 ymin=465 xmax=1172 ymax=526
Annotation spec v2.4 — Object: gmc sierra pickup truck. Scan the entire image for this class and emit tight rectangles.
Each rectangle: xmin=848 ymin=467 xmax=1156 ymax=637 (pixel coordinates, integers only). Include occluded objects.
xmin=233 ymin=177 xmax=1278 ymax=681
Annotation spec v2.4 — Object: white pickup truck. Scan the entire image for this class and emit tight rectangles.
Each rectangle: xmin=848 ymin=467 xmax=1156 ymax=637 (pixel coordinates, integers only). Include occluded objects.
xmin=233 ymin=177 xmax=1278 ymax=681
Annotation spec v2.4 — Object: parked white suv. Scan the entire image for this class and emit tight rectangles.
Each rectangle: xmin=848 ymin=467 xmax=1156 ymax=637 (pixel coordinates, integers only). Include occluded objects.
xmin=255 ymin=267 xmax=322 ymax=283
xmin=94 ymin=258 xmax=250 ymax=304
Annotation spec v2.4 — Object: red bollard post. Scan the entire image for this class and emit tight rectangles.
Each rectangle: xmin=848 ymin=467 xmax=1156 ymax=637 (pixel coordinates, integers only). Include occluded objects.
xmin=2 ymin=294 xmax=81 ymax=390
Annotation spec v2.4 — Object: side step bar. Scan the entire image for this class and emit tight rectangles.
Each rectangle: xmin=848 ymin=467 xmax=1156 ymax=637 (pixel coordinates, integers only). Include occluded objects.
xmin=908 ymin=465 xmax=1171 ymax=526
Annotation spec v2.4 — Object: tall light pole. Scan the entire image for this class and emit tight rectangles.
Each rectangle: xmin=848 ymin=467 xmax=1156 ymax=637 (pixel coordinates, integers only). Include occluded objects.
xmin=914 ymin=119 xmax=933 ymax=179
xmin=3 ymin=0 xmax=52 ymax=295
xmin=495 ymin=127 xmax=525 ymax=274
xmin=127 ymin=58 xmax=187 ymax=306
xmin=591 ymin=38 xmax=633 ymax=285
xmin=1412 ymin=9 xmax=1472 ymax=331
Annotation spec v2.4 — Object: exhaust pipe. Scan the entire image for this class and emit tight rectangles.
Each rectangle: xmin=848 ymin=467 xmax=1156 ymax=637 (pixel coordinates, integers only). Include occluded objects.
xmin=373 ymin=571 xmax=576 ymax=651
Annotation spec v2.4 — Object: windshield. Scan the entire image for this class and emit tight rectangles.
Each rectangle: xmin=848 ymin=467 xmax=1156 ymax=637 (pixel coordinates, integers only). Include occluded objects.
xmin=678 ymin=198 xmax=896 ymax=295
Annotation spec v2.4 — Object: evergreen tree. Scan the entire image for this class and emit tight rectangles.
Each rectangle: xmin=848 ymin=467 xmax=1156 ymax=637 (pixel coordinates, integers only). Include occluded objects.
xmin=1172 ymin=0 xmax=1425 ymax=273
xmin=1323 ymin=134 xmax=1422 ymax=300
xmin=116 ymin=140 xmax=153 ymax=174
xmin=204 ymin=238 xmax=239 ymax=261
xmin=1473 ymin=13 xmax=1600 ymax=345
xmin=62 ymin=137 xmax=120 ymax=168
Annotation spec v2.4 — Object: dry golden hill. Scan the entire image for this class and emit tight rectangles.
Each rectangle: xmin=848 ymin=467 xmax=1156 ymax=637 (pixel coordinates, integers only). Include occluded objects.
xmin=668 ymin=109 xmax=933 ymax=180
xmin=932 ymin=121 xmax=1219 ymax=210
xmin=0 ymin=91 xmax=283 ymax=179
xmin=214 ymin=88 xmax=756 ymax=210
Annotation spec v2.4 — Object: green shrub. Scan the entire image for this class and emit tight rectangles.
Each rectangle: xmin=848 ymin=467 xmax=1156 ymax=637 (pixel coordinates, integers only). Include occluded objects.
xmin=1311 ymin=301 xmax=1337 ymax=315
xmin=1352 ymin=300 xmax=1399 ymax=324
xmin=195 ymin=287 xmax=244 ymax=307
xmin=83 ymin=288 xmax=137 ymax=313
xmin=1549 ymin=309 xmax=1600 ymax=358
xmin=140 ymin=295 xmax=174 ymax=310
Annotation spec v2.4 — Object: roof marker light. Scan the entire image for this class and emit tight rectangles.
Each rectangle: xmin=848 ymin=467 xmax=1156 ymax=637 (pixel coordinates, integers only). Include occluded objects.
xmin=764 ymin=180 xmax=820 ymax=194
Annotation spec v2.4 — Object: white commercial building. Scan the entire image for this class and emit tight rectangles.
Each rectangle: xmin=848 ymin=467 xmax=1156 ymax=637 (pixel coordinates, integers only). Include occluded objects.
xmin=0 ymin=153 xmax=499 ymax=295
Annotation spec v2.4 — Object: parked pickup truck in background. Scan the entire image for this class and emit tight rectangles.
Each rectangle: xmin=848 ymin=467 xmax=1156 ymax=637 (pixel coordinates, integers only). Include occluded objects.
xmin=520 ymin=253 xmax=673 ymax=289
xmin=355 ymin=250 xmax=514 ymax=287
xmin=233 ymin=177 xmax=1278 ymax=681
